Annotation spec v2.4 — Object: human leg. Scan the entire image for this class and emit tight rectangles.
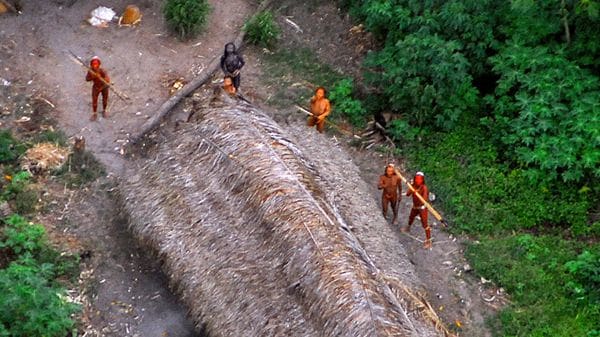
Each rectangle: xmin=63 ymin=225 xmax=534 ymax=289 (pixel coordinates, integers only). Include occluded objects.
xmin=402 ymin=208 xmax=418 ymax=232
xmin=420 ymin=209 xmax=431 ymax=248
xmin=101 ymin=87 xmax=109 ymax=117
xmin=91 ymin=87 xmax=99 ymax=121
xmin=233 ymin=74 xmax=241 ymax=90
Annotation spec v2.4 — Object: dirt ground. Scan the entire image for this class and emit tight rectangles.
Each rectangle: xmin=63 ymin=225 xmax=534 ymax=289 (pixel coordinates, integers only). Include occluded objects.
xmin=1 ymin=0 xmax=505 ymax=336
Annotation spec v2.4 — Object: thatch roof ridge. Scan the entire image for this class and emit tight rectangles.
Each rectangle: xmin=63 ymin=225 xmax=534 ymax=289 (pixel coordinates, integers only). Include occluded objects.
xmin=121 ymin=100 xmax=444 ymax=336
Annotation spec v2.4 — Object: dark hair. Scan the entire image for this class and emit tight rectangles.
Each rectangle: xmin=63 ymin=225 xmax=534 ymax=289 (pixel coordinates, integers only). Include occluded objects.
xmin=224 ymin=75 xmax=233 ymax=81
xmin=315 ymin=86 xmax=326 ymax=95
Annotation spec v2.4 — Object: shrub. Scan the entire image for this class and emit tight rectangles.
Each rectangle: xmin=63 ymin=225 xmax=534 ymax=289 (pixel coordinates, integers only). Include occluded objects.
xmin=0 ymin=131 xmax=26 ymax=164
xmin=0 ymin=215 xmax=46 ymax=256
xmin=485 ymin=45 xmax=600 ymax=185
xmin=244 ymin=10 xmax=280 ymax=48
xmin=2 ymin=171 xmax=31 ymax=200
xmin=0 ymin=261 xmax=78 ymax=337
xmin=328 ymin=78 xmax=366 ymax=127
xmin=163 ymin=0 xmax=210 ymax=40
xmin=565 ymin=249 xmax=600 ymax=304
xmin=0 ymin=215 xmax=80 ymax=337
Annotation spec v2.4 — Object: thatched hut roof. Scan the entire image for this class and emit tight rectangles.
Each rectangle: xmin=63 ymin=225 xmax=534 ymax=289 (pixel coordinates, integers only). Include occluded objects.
xmin=120 ymin=96 xmax=448 ymax=336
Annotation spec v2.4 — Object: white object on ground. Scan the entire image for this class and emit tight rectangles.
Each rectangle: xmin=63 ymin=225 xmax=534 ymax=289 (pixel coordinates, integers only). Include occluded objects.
xmin=88 ymin=6 xmax=116 ymax=27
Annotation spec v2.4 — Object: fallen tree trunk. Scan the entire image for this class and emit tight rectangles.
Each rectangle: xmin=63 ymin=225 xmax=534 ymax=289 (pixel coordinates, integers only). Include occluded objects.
xmin=121 ymin=96 xmax=451 ymax=337
xmin=130 ymin=0 xmax=273 ymax=143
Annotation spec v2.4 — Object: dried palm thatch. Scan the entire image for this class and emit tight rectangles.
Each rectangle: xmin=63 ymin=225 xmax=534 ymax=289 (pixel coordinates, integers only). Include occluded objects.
xmin=21 ymin=142 xmax=70 ymax=174
xmin=121 ymin=97 xmax=450 ymax=336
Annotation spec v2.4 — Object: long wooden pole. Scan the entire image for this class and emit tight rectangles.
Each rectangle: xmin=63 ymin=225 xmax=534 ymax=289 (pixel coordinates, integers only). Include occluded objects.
xmin=295 ymin=104 xmax=361 ymax=139
xmin=393 ymin=167 xmax=448 ymax=227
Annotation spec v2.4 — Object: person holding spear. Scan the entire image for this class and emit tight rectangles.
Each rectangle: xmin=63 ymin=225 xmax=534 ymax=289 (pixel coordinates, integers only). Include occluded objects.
xmin=85 ymin=56 xmax=110 ymax=121
xmin=307 ymin=86 xmax=331 ymax=133
xmin=402 ymin=171 xmax=432 ymax=249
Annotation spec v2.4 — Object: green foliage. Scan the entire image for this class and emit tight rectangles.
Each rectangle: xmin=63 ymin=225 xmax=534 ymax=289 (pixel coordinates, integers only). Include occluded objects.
xmin=328 ymin=78 xmax=366 ymax=127
xmin=0 ymin=130 xmax=26 ymax=164
xmin=2 ymin=171 xmax=37 ymax=215
xmin=466 ymin=236 xmax=599 ymax=337
xmin=163 ymin=0 xmax=210 ymax=40
xmin=244 ymin=10 xmax=280 ymax=48
xmin=261 ymin=47 xmax=344 ymax=108
xmin=565 ymin=249 xmax=600 ymax=304
xmin=0 ymin=215 xmax=80 ymax=337
xmin=2 ymin=171 xmax=31 ymax=200
xmin=0 ymin=215 xmax=46 ymax=256
xmin=364 ymin=32 xmax=478 ymax=130
xmin=485 ymin=45 xmax=600 ymax=184
xmin=0 ymin=260 xmax=78 ymax=337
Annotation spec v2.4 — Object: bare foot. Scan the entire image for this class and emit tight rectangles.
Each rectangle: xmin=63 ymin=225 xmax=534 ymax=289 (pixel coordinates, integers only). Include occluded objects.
xmin=90 ymin=113 xmax=97 ymax=121
xmin=102 ymin=110 xmax=109 ymax=118
xmin=423 ymin=239 xmax=432 ymax=249
xmin=400 ymin=225 xmax=410 ymax=233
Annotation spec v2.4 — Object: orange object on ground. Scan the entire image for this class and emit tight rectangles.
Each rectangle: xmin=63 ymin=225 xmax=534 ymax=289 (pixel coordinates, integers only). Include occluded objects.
xmin=120 ymin=5 xmax=142 ymax=25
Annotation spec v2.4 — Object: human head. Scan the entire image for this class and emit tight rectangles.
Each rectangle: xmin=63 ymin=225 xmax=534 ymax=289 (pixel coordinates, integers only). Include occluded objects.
xmin=385 ymin=163 xmax=395 ymax=176
xmin=90 ymin=56 xmax=101 ymax=70
xmin=224 ymin=42 xmax=236 ymax=55
xmin=414 ymin=171 xmax=425 ymax=186
xmin=223 ymin=76 xmax=233 ymax=87
xmin=315 ymin=86 xmax=326 ymax=99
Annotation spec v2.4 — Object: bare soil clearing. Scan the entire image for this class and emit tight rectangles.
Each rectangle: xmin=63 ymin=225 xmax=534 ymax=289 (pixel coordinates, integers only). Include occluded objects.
xmin=1 ymin=0 xmax=504 ymax=336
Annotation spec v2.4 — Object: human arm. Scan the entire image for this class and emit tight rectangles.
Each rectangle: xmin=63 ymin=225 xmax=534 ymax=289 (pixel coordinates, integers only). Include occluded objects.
xmin=220 ymin=55 xmax=226 ymax=73
xmin=377 ymin=176 xmax=385 ymax=190
xmin=318 ymin=99 xmax=331 ymax=120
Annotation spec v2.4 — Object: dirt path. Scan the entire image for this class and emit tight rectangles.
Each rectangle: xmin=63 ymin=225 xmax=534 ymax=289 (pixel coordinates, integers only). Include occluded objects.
xmin=1 ymin=0 xmax=252 ymax=336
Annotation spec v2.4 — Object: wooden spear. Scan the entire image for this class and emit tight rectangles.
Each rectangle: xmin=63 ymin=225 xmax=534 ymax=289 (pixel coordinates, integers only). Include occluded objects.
xmin=65 ymin=50 xmax=130 ymax=102
xmin=393 ymin=167 xmax=448 ymax=228
xmin=295 ymin=104 xmax=361 ymax=139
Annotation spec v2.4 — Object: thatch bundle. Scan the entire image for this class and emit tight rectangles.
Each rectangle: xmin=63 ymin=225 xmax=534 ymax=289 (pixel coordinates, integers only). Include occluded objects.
xmin=121 ymin=97 xmax=447 ymax=336
xmin=21 ymin=142 xmax=70 ymax=174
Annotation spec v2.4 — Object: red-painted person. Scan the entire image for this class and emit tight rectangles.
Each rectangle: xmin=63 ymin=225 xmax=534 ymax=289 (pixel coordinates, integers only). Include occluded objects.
xmin=85 ymin=56 xmax=110 ymax=121
xmin=402 ymin=171 xmax=432 ymax=249
xmin=377 ymin=164 xmax=402 ymax=224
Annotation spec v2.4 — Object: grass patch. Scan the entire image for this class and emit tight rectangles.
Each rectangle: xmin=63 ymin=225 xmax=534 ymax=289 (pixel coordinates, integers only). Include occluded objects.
xmin=401 ymin=125 xmax=593 ymax=235
xmin=466 ymin=235 xmax=599 ymax=337
xmin=260 ymin=47 xmax=345 ymax=108
xmin=28 ymin=129 xmax=68 ymax=147
xmin=55 ymin=150 xmax=106 ymax=187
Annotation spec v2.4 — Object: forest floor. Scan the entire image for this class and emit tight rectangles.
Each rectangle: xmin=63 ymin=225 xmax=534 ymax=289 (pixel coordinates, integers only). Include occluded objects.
xmin=1 ymin=0 xmax=505 ymax=336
